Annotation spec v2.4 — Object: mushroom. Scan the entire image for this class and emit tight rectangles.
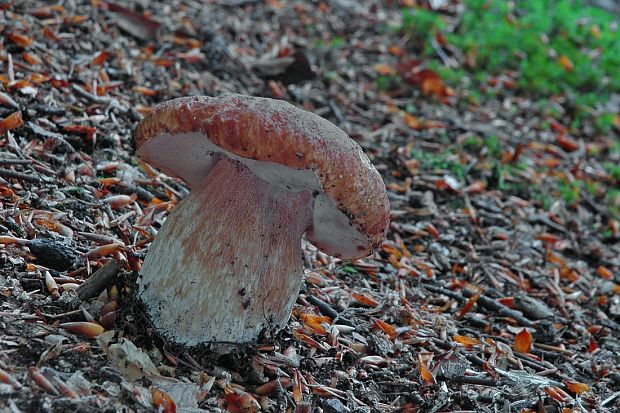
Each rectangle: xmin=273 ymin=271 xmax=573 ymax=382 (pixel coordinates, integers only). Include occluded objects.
xmin=134 ymin=94 xmax=390 ymax=346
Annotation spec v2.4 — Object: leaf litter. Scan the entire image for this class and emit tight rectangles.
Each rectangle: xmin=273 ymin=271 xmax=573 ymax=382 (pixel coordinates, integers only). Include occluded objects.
xmin=0 ymin=0 xmax=619 ymax=412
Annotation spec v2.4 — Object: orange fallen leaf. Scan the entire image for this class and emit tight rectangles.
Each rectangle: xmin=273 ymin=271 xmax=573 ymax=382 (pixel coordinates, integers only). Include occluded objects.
xmin=544 ymin=386 xmax=570 ymax=403
xmin=374 ymin=63 xmax=395 ymax=76
xmin=418 ymin=354 xmax=436 ymax=384
xmin=22 ymin=52 xmax=42 ymax=65
xmin=64 ymin=15 xmax=88 ymax=25
xmin=546 ymin=251 xmax=566 ymax=267
xmin=373 ymin=319 xmax=397 ymax=339
xmin=465 ymin=180 xmax=486 ymax=194
xmin=538 ymin=157 xmax=562 ymax=168
xmin=558 ymin=55 xmax=574 ymax=71
xmin=42 ymin=26 xmax=60 ymax=42
xmin=536 ymin=233 xmax=560 ymax=244
xmin=254 ymin=378 xmax=292 ymax=395
xmin=403 ymin=113 xmax=446 ymax=130
xmin=458 ymin=291 xmax=481 ymax=318
xmin=396 ymin=58 xmax=421 ymax=77
xmin=0 ymin=111 xmax=24 ymax=132
xmin=85 ymin=243 xmax=126 ymax=258
xmin=426 ymin=223 xmax=440 ymax=239
xmin=613 ymin=114 xmax=620 ymax=131
xmin=152 ymin=387 xmax=176 ymax=413
xmin=588 ymin=336 xmax=598 ymax=353
xmin=564 ymin=380 xmax=589 ymax=395
xmin=388 ymin=45 xmax=404 ymax=56
xmin=299 ymin=313 xmax=331 ymax=335
xmin=154 ymin=58 xmax=174 ymax=67
xmin=596 ymin=265 xmax=613 ymax=280
xmin=292 ymin=370 xmax=303 ymax=403
xmin=403 ymin=113 xmax=422 ymax=129
xmin=63 ymin=124 xmax=96 ymax=139
xmin=293 ymin=329 xmax=324 ymax=349
xmin=435 ymin=32 xmax=447 ymax=46
xmin=28 ymin=73 xmax=50 ymax=84
xmin=92 ymin=51 xmax=109 ymax=66
xmin=133 ymin=86 xmax=158 ymax=96
xmin=453 ymin=335 xmax=481 ymax=348
xmin=31 ymin=5 xmax=64 ymax=18
xmin=178 ymin=49 xmax=204 ymax=63
xmin=405 ymin=69 xmax=450 ymax=97
xmin=223 ymin=387 xmax=260 ymax=413
xmin=497 ymin=297 xmax=515 ymax=308
xmin=267 ymin=80 xmax=284 ymax=98
xmin=352 ymin=292 xmax=379 ymax=307
xmin=557 ymin=134 xmax=578 ymax=152
xmin=514 ymin=328 xmax=532 ymax=353
xmin=560 ymin=266 xmax=580 ymax=282
xmin=9 ymin=33 xmax=33 ymax=47
xmin=419 ymin=70 xmax=446 ymax=97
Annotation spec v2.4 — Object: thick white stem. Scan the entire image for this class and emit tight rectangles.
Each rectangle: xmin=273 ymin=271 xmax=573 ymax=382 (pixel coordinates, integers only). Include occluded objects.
xmin=138 ymin=157 xmax=313 ymax=346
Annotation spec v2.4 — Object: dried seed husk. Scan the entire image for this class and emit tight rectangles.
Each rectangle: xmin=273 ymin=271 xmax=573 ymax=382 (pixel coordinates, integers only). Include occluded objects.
xmin=59 ymin=322 xmax=104 ymax=338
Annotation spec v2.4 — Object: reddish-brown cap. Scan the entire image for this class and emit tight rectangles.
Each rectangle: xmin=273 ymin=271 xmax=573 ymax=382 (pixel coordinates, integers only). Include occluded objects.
xmin=134 ymin=94 xmax=389 ymax=259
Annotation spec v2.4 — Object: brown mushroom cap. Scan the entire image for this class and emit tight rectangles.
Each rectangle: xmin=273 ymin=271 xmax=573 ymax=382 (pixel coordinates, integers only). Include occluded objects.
xmin=134 ymin=94 xmax=389 ymax=259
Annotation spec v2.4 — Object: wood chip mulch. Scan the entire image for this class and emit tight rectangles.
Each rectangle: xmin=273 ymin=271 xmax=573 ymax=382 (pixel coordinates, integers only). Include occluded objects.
xmin=1 ymin=1 xmax=619 ymax=412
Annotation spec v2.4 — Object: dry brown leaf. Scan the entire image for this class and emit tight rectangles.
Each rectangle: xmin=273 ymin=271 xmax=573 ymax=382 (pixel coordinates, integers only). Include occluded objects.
xmin=514 ymin=328 xmax=532 ymax=353
xmin=564 ymin=380 xmax=589 ymax=395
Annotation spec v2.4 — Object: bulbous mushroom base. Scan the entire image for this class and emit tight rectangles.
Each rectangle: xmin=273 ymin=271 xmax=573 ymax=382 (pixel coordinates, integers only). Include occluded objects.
xmin=138 ymin=157 xmax=312 ymax=346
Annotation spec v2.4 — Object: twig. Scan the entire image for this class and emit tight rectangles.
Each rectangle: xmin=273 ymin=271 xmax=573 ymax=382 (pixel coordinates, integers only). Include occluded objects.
xmin=422 ymin=284 xmax=466 ymax=302
xmin=449 ymin=376 xmax=498 ymax=387
xmin=306 ymin=295 xmax=354 ymax=327
xmin=70 ymin=84 xmax=111 ymax=104
xmin=533 ymin=342 xmax=574 ymax=356
xmin=462 ymin=288 xmax=534 ymax=327
xmin=0 ymin=168 xmax=41 ymax=183
xmin=0 ymin=158 xmax=31 ymax=165
xmin=76 ymin=259 xmax=122 ymax=301
xmin=39 ymin=309 xmax=84 ymax=320
xmin=25 ymin=121 xmax=76 ymax=153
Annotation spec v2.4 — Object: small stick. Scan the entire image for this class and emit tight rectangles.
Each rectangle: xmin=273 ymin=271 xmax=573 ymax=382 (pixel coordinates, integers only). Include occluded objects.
xmin=533 ymin=342 xmax=574 ymax=356
xmin=70 ymin=84 xmax=110 ymax=104
xmin=306 ymin=295 xmax=354 ymax=327
xmin=450 ymin=376 xmax=498 ymax=387
xmin=76 ymin=259 xmax=122 ymax=301
xmin=0 ymin=158 xmax=31 ymax=165
xmin=462 ymin=288 xmax=534 ymax=327
xmin=40 ymin=309 xmax=83 ymax=320
xmin=0 ymin=168 xmax=41 ymax=183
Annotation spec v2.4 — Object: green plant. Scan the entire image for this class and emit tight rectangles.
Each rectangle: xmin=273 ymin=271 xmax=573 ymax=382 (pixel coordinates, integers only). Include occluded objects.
xmin=558 ymin=178 xmax=580 ymax=204
xmin=400 ymin=7 xmax=445 ymax=50
xmin=410 ymin=149 xmax=466 ymax=181
xmin=450 ymin=0 xmax=620 ymax=101
xmin=462 ymin=135 xmax=484 ymax=152
xmin=595 ymin=113 xmax=615 ymax=133
xmin=339 ymin=264 xmax=358 ymax=275
xmin=604 ymin=162 xmax=620 ymax=181
xmin=376 ymin=74 xmax=400 ymax=91
xmin=484 ymin=135 xmax=502 ymax=158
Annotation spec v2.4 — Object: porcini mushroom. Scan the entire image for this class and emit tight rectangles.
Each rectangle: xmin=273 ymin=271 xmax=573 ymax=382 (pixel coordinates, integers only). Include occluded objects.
xmin=134 ymin=95 xmax=389 ymax=346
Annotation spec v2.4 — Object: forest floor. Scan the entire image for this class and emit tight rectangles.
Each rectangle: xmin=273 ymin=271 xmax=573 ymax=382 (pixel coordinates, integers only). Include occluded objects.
xmin=0 ymin=1 xmax=619 ymax=412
